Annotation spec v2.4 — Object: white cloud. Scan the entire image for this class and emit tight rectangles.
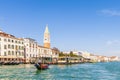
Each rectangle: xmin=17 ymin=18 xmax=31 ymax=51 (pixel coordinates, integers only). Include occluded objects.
xmin=99 ymin=9 xmax=120 ymax=16
xmin=106 ymin=40 xmax=120 ymax=46
xmin=106 ymin=41 xmax=112 ymax=45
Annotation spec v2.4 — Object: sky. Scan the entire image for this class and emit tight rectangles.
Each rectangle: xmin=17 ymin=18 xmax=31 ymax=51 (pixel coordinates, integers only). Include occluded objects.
xmin=0 ymin=0 xmax=120 ymax=56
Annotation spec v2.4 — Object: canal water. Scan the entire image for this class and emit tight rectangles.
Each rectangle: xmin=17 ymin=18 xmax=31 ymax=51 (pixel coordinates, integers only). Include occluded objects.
xmin=0 ymin=62 xmax=120 ymax=80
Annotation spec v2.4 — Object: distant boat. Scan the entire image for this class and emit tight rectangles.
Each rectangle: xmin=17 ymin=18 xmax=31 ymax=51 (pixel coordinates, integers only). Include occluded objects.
xmin=34 ymin=63 xmax=49 ymax=70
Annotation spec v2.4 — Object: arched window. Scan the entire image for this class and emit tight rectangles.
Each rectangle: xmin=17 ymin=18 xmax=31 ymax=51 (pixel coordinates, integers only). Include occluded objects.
xmin=8 ymin=44 xmax=10 ymax=49
xmin=12 ymin=45 xmax=14 ymax=49
xmin=8 ymin=51 xmax=11 ymax=55
xmin=12 ymin=51 xmax=14 ymax=55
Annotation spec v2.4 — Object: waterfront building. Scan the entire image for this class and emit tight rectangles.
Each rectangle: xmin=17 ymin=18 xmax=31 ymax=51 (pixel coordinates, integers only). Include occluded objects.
xmin=52 ymin=48 xmax=59 ymax=63
xmin=63 ymin=51 xmax=81 ymax=56
xmin=89 ymin=55 xmax=98 ymax=62
xmin=0 ymin=30 xmax=24 ymax=62
xmin=37 ymin=45 xmax=59 ymax=63
xmin=0 ymin=25 xmax=59 ymax=63
xmin=37 ymin=45 xmax=51 ymax=63
xmin=78 ymin=51 xmax=91 ymax=59
xmin=63 ymin=51 xmax=91 ymax=58
xmin=24 ymin=38 xmax=38 ymax=63
xmin=44 ymin=25 xmax=50 ymax=48
xmin=37 ymin=25 xmax=59 ymax=63
xmin=109 ymin=56 xmax=119 ymax=61
xmin=24 ymin=25 xmax=59 ymax=63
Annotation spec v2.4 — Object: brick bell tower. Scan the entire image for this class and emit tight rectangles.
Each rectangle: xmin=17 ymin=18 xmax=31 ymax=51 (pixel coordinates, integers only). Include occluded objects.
xmin=44 ymin=24 xmax=50 ymax=48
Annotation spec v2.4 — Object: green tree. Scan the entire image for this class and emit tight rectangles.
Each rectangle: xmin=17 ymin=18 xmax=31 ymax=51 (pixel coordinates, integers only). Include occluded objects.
xmin=70 ymin=51 xmax=73 ymax=57
xmin=69 ymin=51 xmax=79 ymax=57
xmin=59 ymin=52 xmax=65 ymax=57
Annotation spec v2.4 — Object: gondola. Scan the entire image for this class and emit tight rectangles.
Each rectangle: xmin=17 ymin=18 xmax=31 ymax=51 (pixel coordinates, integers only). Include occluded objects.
xmin=34 ymin=63 xmax=49 ymax=70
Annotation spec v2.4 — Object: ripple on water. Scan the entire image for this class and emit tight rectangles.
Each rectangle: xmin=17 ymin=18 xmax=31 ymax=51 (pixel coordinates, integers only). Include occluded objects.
xmin=0 ymin=62 xmax=120 ymax=80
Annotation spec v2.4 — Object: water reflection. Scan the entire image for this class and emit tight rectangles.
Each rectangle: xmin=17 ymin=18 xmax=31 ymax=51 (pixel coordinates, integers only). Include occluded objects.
xmin=35 ymin=70 xmax=42 ymax=74
xmin=57 ymin=65 xmax=66 ymax=69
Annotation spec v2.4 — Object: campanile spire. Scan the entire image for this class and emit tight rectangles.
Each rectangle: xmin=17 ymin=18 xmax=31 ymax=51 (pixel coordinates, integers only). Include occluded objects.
xmin=44 ymin=24 xmax=50 ymax=48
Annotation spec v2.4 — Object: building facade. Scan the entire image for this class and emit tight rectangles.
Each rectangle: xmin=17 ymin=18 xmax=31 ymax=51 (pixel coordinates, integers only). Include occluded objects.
xmin=0 ymin=30 xmax=24 ymax=62
xmin=24 ymin=38 xmax=38 ymax=63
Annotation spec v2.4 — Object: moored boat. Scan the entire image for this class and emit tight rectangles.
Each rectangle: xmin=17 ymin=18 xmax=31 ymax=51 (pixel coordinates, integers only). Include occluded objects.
xmin=0 ymin=61 xmax=4 ymax=65
xmin=4 ymin=61 xmax=20 ymax=65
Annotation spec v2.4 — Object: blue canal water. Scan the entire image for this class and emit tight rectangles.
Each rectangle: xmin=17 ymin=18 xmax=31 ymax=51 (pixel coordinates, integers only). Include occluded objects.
xmin=0 ymin=62 xmax=120 ymax=80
